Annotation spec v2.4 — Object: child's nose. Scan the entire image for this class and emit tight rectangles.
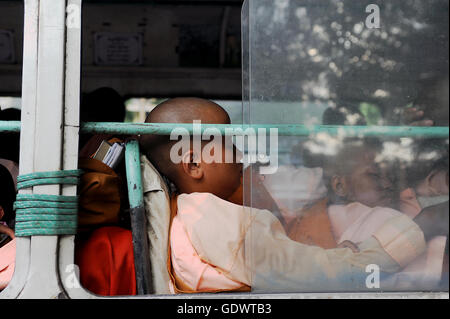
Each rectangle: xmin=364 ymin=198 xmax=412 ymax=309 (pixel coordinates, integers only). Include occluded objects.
xmin=380 ymin=175 xmax=393 ymax=190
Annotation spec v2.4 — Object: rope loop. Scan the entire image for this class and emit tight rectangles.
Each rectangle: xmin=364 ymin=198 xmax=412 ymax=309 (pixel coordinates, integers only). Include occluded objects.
xmin=14 ymin=170 xmax=83 ymax=237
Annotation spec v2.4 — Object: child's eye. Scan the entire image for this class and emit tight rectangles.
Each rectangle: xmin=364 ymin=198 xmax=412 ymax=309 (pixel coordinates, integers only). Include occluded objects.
xmin=367 ymin=172 xmax=380 ymax=179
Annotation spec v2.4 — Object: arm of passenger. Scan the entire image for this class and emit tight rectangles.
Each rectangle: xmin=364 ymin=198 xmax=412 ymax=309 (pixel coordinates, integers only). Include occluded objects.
xmin=0 ymin=224 xmax=14 ymax=239
xmin=413 ymin=201 xmax=449 ymax=242
xmin=179 ymin=193 xmax=426 ymax=292
xmin=246 ymin=211 xmax=426 ymax=292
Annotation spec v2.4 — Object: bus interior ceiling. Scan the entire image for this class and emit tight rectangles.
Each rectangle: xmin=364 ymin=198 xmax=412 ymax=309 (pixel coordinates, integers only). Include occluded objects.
xmin=0 ymin=0 xmax=244 ymax=101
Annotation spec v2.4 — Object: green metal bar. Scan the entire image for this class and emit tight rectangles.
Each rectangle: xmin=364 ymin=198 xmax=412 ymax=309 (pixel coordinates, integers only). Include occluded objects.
xmin=1 ymin=121 xmax=449 ymax=137
xmin=125 ymin=139 xmax=153 ymax=295
xmin=0 ymin=121 xmax=21 ymax=132
xmin=125 ymin=140 xmax=144 ymax=209
xmin=82 ymin=122 xmax=450 ymax=138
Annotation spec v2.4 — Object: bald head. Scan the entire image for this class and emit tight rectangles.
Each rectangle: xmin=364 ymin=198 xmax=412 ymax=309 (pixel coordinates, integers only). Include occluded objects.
xmin=139 ymin=97 xmax=231 ymax=184
xmin=147 ymin=97 xmax=230 ymax=125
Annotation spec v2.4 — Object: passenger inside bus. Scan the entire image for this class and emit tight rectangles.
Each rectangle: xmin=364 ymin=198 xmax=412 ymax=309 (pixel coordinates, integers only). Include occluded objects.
xmin=0 ymin=163 xmax=16 ymax=291
xmin=76 ymin=88 xmax=135 ymax=296
xmin=75 ymin=226 xmax=136 ymax=296
xmin=75 ymin=133 xmax=136 ymax=296
xmin=53 ymin=79 xmax=449 ymax=296
xmin=0 ymin=107 xmax=19 ymax=292
xmin=79 ymin=87 xmax=127 ymax=152
xmin=320 ymin=139 xmax=447 ymax=289
xmin=138 ymin=97 xmax=427 ymax=293
xmin=0 ymin=0 xmax=447 ymax=299
xmin=264 ymin=135 xmax=448 ymax=288
xmin=400 ymin=76 xmax=449 ymax=216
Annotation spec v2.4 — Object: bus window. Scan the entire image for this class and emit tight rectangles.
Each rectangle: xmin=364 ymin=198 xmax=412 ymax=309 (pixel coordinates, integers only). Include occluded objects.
xmin=2 ymin=0 xmax=448 ymax=299
xmin=70 ymin=0 xmax=246 ymax=298
xmin=244 ymin=0 xmax=448 ymax=293
xmin=0 ymin=0 xmax=23 ymax=294
xmin=79 ymin=1 xmax=242 ymax=99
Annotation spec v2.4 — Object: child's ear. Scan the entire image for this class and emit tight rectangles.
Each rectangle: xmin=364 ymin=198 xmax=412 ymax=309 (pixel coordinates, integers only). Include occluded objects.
xmin=181 ymin=150 xmax=203 ymax=180
xmin=331 ymin=175 xmax=348 ymax=198
xmin=0 ymin=206 xmax=4 ymax=220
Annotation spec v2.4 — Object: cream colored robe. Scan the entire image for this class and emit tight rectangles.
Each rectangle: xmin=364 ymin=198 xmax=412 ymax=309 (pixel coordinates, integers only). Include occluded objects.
xmin=175 ymin=192 xmax=426 ymax=293
xmin=329 ymin=203 xmax=447 ymax=290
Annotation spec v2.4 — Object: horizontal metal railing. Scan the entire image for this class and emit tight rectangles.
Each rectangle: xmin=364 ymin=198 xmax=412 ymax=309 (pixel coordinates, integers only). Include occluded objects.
xmin=1 ymin=121 xmax=449 ymax=137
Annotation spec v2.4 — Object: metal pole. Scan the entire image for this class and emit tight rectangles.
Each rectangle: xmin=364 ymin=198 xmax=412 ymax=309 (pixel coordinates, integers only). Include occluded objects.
xmin=3 ymin=120 xmax=449 ymax=138
xmin=125 ymin=140 xmax=153 ymax=295
xmin=59 ymin=0 xmax=92 ymax=299
xmin=79 ymin=122 xmax=449 ymax=138
xmin=0 ymin=0 xmax=39 ymax=299
xmin=18 ymin=0 xmax=67 ymax=299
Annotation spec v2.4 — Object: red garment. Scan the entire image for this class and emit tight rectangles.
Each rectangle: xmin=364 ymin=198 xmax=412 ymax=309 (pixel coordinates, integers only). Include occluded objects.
xmin=75 ymin=226 xmax=137 ymax=296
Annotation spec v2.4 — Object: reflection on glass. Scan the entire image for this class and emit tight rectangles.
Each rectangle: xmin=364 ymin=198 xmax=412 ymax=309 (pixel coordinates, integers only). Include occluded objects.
xmin=244 ymin=0 xmax=449 ymax=293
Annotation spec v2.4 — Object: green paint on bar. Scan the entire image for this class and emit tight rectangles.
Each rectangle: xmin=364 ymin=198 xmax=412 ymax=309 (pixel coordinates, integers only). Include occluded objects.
xmin=80 ymin=122 xmax=449 ymax=138
xmin=1 ymin=121 xmax=449 ymax=137
xmin=0 ymin=120 xmax=21 ymax=132
xmin=125 ymin=140 xmax=144 ymax=209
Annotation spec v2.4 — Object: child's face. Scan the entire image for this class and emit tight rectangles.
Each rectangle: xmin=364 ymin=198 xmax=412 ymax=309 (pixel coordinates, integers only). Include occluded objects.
xmin=344 ymin=151 xmax=395 ymax=208
xmin=200 ymin=137 xmax=243 ymax=202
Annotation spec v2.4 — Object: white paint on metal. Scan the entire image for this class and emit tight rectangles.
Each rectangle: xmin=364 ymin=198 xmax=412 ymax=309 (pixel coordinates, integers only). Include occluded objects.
xmin=18 ymin=0 xmax=67 ymax=299
xmin=59 ymin=0 xmax=101 ymax=299
xmin=0 ymin=0 xmax=38 ymax=299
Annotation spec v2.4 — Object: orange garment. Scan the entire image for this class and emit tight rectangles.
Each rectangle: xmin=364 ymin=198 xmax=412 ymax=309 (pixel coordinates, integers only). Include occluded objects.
xmin=77 ymin=158 xmax=126 ymax=231
xmin=167 ymin=195 xmax=251 ymax=294
xmin=75 ymin=226 xmax=136 ymax=296
xmin=285 ymin=199 xmax=338 ymax=249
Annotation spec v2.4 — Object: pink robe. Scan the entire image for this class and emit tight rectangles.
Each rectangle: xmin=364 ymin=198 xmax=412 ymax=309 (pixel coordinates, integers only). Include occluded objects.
xmin=170 ymin=193 xmax=426 ymax=292
xmin=170 ymin=211 xmax=245 ymax=292
xmin=328 ymin=203 xmax=446 ymax=289
xmin=0 ymin=238 xmax=15 ymax=290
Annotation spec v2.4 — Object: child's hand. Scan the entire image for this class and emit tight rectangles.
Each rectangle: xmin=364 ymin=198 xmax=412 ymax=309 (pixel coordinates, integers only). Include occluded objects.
xmin=0 ymin=223 xmax=15 ymax=240
xmin=337 ymin=240 xmax=360 ymax=253
xmin=402 ymin=107 xmax=434 ymax=126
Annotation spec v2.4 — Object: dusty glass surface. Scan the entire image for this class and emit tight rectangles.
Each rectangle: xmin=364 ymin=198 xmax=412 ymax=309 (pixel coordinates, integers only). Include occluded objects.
xmin=243 ymin=0 xmax=449 ymax=293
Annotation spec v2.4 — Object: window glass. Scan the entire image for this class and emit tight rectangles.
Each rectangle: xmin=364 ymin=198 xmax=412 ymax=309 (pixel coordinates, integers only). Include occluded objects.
xmin=244 ymin=0 xmax=449 ymax=293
